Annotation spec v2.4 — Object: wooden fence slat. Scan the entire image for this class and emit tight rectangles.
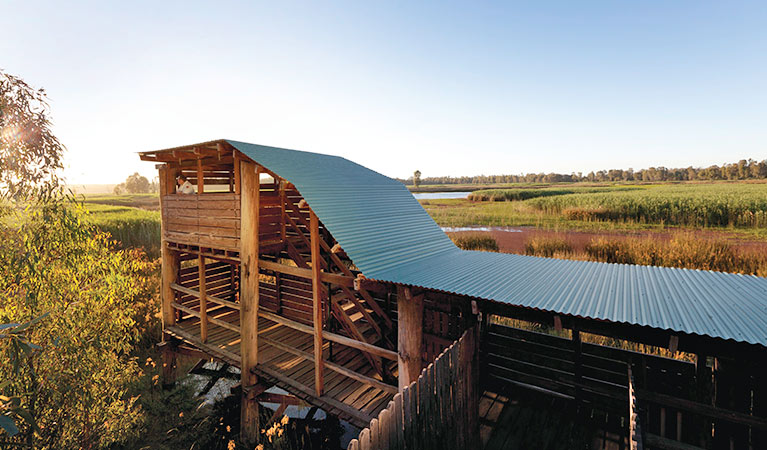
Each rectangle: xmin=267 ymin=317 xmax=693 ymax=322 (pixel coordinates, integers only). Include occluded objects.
xmin=348 ymin=327 xmax=477 ymax=450
xmin=394 ymin=393 xmax=404 ymax=450
xmin=380 ymin=408 xmax=391 ymax=450
xmin=360 ymin=428 xmax=371 ymax=450
xmin=370 ymin=418 xmax=379 ymax=450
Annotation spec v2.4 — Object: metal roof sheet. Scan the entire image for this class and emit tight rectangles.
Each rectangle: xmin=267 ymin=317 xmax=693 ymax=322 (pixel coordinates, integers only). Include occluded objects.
xmin=228 ymin=140 xmax=767 ymax=347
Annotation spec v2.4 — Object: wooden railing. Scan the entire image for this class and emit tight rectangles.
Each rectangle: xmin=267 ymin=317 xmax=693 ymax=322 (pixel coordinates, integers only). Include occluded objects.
xmin=347 ymin=327 xmax=479 ymax=450
xmin=162 ymin=193 xmax=241 ymax=251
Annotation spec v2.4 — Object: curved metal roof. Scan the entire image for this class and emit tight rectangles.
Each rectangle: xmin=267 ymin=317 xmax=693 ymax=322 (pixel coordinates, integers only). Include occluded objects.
xmin=229 ymin=140 xmax=767 ymax=347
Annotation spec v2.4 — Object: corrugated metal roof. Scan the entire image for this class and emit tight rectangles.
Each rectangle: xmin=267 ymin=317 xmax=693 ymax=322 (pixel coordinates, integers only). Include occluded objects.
xmin=229 ymin=140 xmax=767 ymax=347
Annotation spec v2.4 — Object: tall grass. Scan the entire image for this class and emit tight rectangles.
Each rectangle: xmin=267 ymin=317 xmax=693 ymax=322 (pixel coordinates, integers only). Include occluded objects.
xmin=527 ymin=183 xmax=767 ymax=228
xmin=468 ymin=185 xmax=642 ymax=202
xmin=450 ymin=233 xmax=499 ymax=251
xmin=523 ymin=233 xmax=767 ymax=277
xmin=524 ymin=236 xmax=572 ymax=257
xmin=85 ymin=204 xmax=161 ymax=258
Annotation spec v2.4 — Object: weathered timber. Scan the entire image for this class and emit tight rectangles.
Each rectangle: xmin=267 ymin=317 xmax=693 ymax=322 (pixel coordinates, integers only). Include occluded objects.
xmin=239 ymin=161 xmax=260 ymax=445
xmin=259 ymin=335 xmax=396 ymax=394
xmin=310 ymin=210 xmax=325 ymax=396
xmin=397 ymin=286 xmax=423 ymax=392
xmin=258 ymin=310 xmax=398 ymax=361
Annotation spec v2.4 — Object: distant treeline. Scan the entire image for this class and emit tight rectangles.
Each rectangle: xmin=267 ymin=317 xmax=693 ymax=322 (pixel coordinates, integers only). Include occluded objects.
xmin=398 ymin=158 xmax=767 ymax=185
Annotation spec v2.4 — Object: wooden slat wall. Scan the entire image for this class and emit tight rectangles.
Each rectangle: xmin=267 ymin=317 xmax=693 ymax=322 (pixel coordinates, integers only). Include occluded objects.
xmin=347 ymin=327 xmax=479 ymax=450
xmin=484 ymin=321 xmax=767 ymax=450
xmin=174 ymin=257 xmax=239 ymax=323
xmin=162 ymin=181 xmax=283 ymax=251
xmin=483 ymin=322 xmax=630 ymax=416
xmin=259 ymin=271 xmax=316 ymax=326
xmin=163 ymin=193 xmax=241 ymax=250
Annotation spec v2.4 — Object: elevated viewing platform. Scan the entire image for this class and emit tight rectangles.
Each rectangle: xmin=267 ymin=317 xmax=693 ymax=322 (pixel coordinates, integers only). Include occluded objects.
xmin=141 ymin=140 xmax=767 ymax=450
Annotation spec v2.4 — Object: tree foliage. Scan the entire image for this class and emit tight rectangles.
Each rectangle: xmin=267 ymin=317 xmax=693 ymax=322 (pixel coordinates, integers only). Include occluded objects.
xmin=0 ymin=70 xmax=159 ymax=449
xmin=399 ymin=158 xmax=767 ymax=185
xmin=114 ymin=172 xmax=152 ymax=194
xmin=0 ymin=200 xmax=158 ymax=448
xmin=413 ymin=170 xmax=421 ymax=188
xmin=0 ymin=70 xmax=65 ymax=199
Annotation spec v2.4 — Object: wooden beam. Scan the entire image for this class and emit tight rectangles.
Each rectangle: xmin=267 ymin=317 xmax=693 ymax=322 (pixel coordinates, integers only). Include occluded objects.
xmin=239 ymin=160 xmax=260 ymax=445
xmin=165 ymin=326 xmax=241 ymax=366
xmin=198 ymin=255 xmax=208 ymax=343
xmin=259 ymin=335 xmax=397 ymax=394
xmin=397 ymin=286 xmax=424 ymax=391
xmin=252 ymin=363 xmax=374 ymax=428
xmin=170 ymin=301 xmax=241 ymax=334
xmin=637 ymin=389 xmax=767 ymax=431
xmin=170 ymin=283 xmax=240 ymax=310
xmin=258 ymin=259 xmax=354 ymax=288
xmin=258 ymin=310 xmax=398 ymax=361
xmin=310 ymin=210 xmax=324 ymax=396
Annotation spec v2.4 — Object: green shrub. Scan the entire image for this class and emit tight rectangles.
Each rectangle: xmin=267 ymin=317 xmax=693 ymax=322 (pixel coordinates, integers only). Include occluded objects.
xmin=0 ymin=199 xmax=159 ymax=448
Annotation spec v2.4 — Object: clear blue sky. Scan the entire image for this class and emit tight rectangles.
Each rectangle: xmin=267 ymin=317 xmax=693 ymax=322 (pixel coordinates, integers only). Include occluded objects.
xmin=2 ymin=1 xmax=765 ymax=184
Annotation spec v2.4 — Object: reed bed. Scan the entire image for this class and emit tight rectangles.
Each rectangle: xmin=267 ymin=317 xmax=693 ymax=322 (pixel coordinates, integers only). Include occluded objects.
xmin=523 ymin=233 xmax=767 ymax=277
xmin=523 ymin=235 xmax=573 ymax=257
xmin=85 ymin=204 xmax=161 ymax=258
xmin=468 ymin=185 xmax=641 ymax=202
xmin=450 ymin=233 xmax=499 ymax=251
xmin=526 ymin=183 xmax=767 ymax=228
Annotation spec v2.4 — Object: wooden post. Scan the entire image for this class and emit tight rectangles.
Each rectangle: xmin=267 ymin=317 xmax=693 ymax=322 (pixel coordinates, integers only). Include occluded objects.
xmin=310 ymin=210 xmax=325 ymax=396
xmin=695 ymin=354 xmax=713 ymax=448
xmin=198 ymin=255 xmax=208 ymax=343
xmin=159 ymin=165 xmax=180 ymax=386
xmin=240 ymin=161 xmax=260 ymax=445
xmin=755 ymin=359 xmax=767 ymax=450
xmin=397 ymin=286 xmax=423 ymax=392
xmin=196 ymin=156 xmax=204 ymax=194
xmin=279 ymin=180 xmax=286 ymax=243
xmin=234 ymin=155 xmax=241 ymax=194
xmin=713 ymin=357 xmax=752 ymax=449
xmin=573 ymin=326 xmax=583 ymax=414
xmin=462 ymin=325 xmax=481 ymax=448
xmin=160 ymin=339 xmax=178 ymax=389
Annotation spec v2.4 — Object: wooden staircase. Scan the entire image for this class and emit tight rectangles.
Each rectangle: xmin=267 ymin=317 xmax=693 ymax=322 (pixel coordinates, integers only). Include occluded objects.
xmin=280 ymin=194 xmax=397 ymax=382
xmin=330 ymin=288 xmax=395 ymax=382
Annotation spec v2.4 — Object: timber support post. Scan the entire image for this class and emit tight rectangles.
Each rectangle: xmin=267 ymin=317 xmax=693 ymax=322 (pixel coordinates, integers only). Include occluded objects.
xmin=397 ymin=286 xmax=423 ymax=392
xmin=310 ymin=210 xmax=325 ymax=396
xmin=159 ymin=339 xmax=178 ymax=389
xmin=573 ymin=326 xmax=583 ymax=415
xmin=159 ymin=165 xmax=180 ymax=387
xmin=240 ymin=161 xmax=261 ymax=445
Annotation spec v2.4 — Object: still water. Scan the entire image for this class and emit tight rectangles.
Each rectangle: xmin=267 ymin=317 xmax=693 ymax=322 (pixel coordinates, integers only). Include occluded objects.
xmin=411 ymin=191 xmax=471 ymax=199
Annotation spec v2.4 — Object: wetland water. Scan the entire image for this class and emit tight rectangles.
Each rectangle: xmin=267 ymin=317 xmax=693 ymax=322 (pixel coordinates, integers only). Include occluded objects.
xmin=411 ymin=191 xmax=471 ymax=199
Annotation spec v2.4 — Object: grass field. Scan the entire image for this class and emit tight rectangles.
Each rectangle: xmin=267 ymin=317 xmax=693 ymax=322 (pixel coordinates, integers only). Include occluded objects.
xmin=83 ymin=182 xmax=767 ymax=276
xmin=84 ymin=202 xmax=161 ymax=257
xmin=426 ymin=181 xmax=767 ymax=239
